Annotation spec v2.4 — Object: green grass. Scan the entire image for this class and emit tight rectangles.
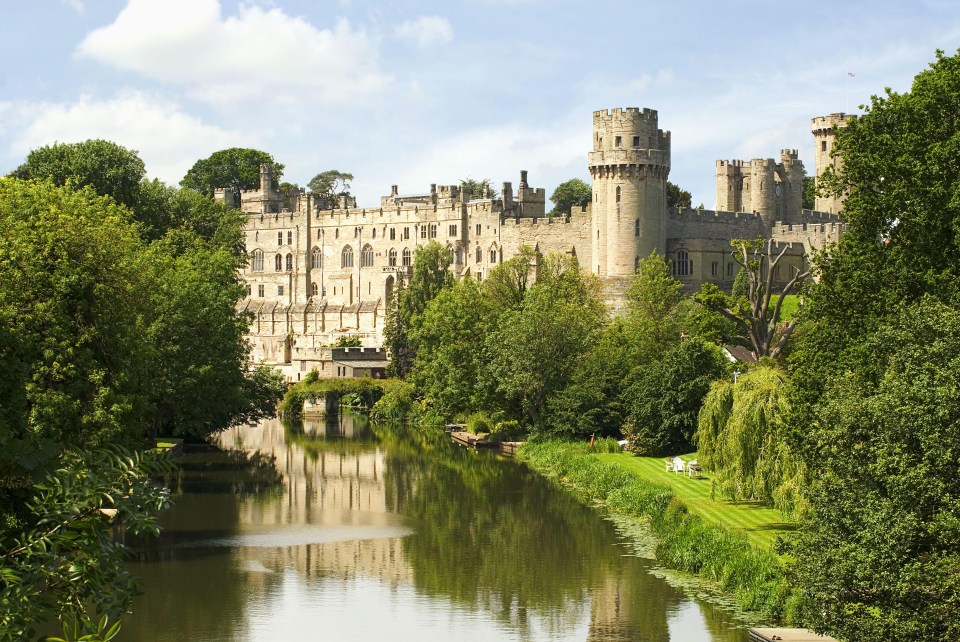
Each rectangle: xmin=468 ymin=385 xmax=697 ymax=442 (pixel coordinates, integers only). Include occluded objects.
xmin=596 ymin=452 xmax=795 ymax=549
xmin=772 ymin=294 xmax=801 ymax=321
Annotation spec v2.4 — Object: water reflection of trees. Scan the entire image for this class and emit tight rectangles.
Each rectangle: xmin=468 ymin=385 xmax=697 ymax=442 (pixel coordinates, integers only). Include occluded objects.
xmin=375 ymin=423 xmax=693 ymax=640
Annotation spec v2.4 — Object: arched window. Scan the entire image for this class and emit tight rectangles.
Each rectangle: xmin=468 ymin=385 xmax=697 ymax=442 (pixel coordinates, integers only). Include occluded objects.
xmin=341 ymin=245 xmax=354 ymax=268
xmin=360 ymin=244 xmax=374 ymax=268
xmin=674 ymin=249 xmax=693 ymax=277
xmin=372 ymin=228 xmax=377 ymax=239
xmin=489 ymin=245 xmax=498 ymax=264
xmin=476 ymin=246 xmax=482 ymax=263
xmin=252 ymin=249 xmax=264 ymax=272
xmin=312 ymin=247 xmax=322 ymax=269
xmin=388 ymin=248 xmax=397 ymax=267
xmin=311 ymin=282 xmax=319 ymax=296
xmin=285 ymin=253 xmax=293 ymax=271
xmin=275 ymin=254 xmax=282 ymax=271
xmin=402 ymin=248 xmax=412 ymax=267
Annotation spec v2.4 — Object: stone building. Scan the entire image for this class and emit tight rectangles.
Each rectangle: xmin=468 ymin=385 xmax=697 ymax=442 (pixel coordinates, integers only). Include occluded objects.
xmin=231 ymin=106 xmax=845 ymax=380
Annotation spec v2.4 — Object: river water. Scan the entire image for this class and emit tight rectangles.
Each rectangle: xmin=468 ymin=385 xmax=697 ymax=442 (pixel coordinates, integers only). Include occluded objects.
xmin=121 ymin=414 xmax=749 ymax=641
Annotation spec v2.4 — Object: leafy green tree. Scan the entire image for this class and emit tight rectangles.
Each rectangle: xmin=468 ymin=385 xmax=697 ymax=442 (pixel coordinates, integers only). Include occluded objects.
xmin=484 ymin=254 xmax=605 ymax=427
xmin=697 ymin=239 xmax=808 ymax=359
xmin=548 ymin=178 xmax=591 ymax=217
xmin=666 ymin=181 xmax=692 ymax=209
xmin=180 ymin=148 xmax=283 ymax=199
xmin=801 ymin=174 xmax=816 ymax=210
xmin=624 ymin=252 xmax=685 ymax=352
xmin=792 ymin=299 xmax=960 ymax=640
xmin=307 ymin=170 xmax=354 ymax=207
xmin=460 ymin=178 xmax=498 ymax=199
xmin=384 ymin=242 xmax=453 ymax=377
xmin=8 ymin=140 xmax=146 ymax=212
xmin=621 ymin=338 xmax=728 ymax=455
xmin=481 ymin=245 xmax=538 ymax=311
xmin=410 ymin=278 xmax=494 ymax=416
xmin=0 ymin=448 xmax=171 ymax=642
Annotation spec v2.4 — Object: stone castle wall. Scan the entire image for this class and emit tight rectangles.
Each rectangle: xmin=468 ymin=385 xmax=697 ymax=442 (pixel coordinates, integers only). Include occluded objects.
xmin=236 ymin=108 xmax=846 ymax=381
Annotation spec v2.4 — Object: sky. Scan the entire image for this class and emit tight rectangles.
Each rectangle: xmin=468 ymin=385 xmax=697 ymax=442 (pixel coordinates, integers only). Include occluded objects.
xmin=2 ymin=0 xmax=959 ymax=209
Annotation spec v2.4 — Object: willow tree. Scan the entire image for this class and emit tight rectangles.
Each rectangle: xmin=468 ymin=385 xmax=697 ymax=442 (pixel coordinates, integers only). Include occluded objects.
xmin=695 ymin=364 xmax=806 ymax=516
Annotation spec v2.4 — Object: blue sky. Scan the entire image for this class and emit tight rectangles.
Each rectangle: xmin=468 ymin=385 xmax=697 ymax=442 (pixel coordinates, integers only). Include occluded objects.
xmin=2 ymin=0 xmax=959 ymax=208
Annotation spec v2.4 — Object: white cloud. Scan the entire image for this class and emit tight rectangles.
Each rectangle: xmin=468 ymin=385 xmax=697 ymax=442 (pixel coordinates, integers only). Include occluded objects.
xmin=393 ymin=16 xmax=453 ymax=49
xmin=76 ymin=0 xmax=390 ymax=106
xmin=7 ymin=91 xmax=247 ymax=184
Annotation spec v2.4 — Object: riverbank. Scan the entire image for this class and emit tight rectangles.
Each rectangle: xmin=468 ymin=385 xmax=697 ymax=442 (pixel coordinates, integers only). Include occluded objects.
xmin=517 ymin=441 xmax=802 ymax=625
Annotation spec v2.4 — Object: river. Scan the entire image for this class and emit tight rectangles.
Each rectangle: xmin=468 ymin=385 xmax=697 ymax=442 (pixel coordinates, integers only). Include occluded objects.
xmin=120 ymin=414 xmax=750 ymax=641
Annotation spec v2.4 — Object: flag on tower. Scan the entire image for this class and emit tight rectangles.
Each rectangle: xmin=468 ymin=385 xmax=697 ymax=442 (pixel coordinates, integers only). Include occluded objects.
xmin=848 ymin=72 xmax=855 ymax=77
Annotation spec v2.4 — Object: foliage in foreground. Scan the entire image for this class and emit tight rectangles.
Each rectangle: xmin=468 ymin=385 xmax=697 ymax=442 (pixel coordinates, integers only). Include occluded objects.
xmin=517 ymin=441 xmax=799 ymax=623
xmin=0 ymin=448 xmax=172 ymax=642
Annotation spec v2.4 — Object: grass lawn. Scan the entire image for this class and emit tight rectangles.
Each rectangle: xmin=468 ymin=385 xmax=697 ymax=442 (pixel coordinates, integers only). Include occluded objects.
xmin=772 ymin=294 xmax=801 ymax=321
xmin=596 ymin=452 xmax=796 ymax=550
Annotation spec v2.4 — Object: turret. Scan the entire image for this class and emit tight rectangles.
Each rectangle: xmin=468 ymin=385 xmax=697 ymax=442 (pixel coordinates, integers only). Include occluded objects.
xmin=811 ymin=113 xmax=855 ymax=213
xmin=588 ymin=107 xmax=670 ymax=277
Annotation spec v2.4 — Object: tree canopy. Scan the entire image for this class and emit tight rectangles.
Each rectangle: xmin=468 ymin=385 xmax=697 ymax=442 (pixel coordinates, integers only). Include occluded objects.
xmin=666 ymin=181 xmax=692 ymax=209
xmin=308 ymin=170 xmax=354 ymax=207
xmin=180 ymin=148 xmax=283 ymax=198
xmin=548 ymin=178 xmax=592 ymax=216
xmin=460 ymin=178 xmax=498 ymax=200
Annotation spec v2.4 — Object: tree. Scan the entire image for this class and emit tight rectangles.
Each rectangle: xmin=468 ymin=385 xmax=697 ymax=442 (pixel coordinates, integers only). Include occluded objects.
xmin=787 ymin=51 xmax=960 ymax=641
xmin=484 ymin=254 xmax=606 ymax=427
xmin=8 ymin=140 xmax=146 ymax=212
xmin=481 ymin=245 xmax=538 ymax=311
xmin=792 ymin=299 xmax=960 ymax=640
xmin=307 ymin=170 xmax=354 ymax=207
xmin=409 ymin=278 xmax=495 ymax=416
xmin=460 ymin=178 xmax=497 ymax=200
xmin=548 ymin=178 xmax=591 ymax=217
xmin=666 ymin=181 xmax=692 ymax=209
xmin=801 ymin=174 xmax=816 ymax=210
xmin=697 ymin=239 xmax=808 ymax=359
xmin=624 ymin=252 xmax=684 ymax=352
xmin=621 ymin=338 xmax=728 ymax=455
xmin=180 ymin=148 xmax=283 ymax=199
xmin=695 ymin=364 xmax=805 ymax=514
xmin=384 ymin=242 xmax=453 ymax=378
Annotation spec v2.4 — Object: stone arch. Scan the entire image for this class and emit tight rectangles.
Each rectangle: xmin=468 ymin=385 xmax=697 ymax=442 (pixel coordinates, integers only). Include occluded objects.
xmin=360 ymin=244 xmax=374 ymax=268
xmin=341 ymin=245 xmax=354 ymax=268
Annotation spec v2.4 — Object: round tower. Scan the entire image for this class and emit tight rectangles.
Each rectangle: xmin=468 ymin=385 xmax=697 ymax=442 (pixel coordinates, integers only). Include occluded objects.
xmin=588 ymin=107 xmax=670 ymax=277
xmin=780 ymin=149 xmax=804 ymax=223
xmin=811 ymin=113 xmax=853 ymax=214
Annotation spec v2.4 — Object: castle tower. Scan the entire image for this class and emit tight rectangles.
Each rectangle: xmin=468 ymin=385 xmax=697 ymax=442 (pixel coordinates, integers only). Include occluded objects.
xmin=811 ymin=113 xmax=853 ymax=213
xmin=780 ymin=149 xmax=804 ymax=224
xmin=748 ymin=158 xmax=777 ymax=233
xmin=588 ymin=108 xmax=670 ymax=276
xmin=716 ymin=160 xmax=744 ymax=212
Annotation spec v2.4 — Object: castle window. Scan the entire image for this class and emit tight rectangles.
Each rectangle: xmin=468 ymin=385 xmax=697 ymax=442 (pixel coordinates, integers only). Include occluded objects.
xmin=489 ymin=249 xmax=497 ymax=264
xmin=402 ymin=248 xmax=412 ymax=266
xmin=277 ymin=232 xmax=283 ymax=246
xmin=430 ymin=224 xmax=437 ymax=238
xmin=312 ymin=282 xmax=318 ymax=296
xmin=403 ymin=227 xmax=410 ymax=240
xmin=341 ymin=245 xmax=354 ymax=268
xmin=449 ymin=224 xmax=458 ymax=237
xmin=673 ymin=249 xmax=693 ymax=277
xmin=476 ymin=246 xmax=482 ymax=263
xmin=616 ymin=186 xmax=621 ymax=203
xmin=822 ymin=140 xmax=828 ymax=152
xmin=727 ymin=262 xmax=735 ymax=278
xmin=476 ymin=223 xmax=482 ymax=236
xmin=317 ymin=229 xmax=322 ymax=239
xmin=421 ymin=225 xmax=427 ymax=239
xmin=615 ymin=136 xmax=622 ymax=147
xmin=360 ymin=244 xmax=374 ymax=268
xmin=312 ymin=247 xmax=322 ymax=269
xmin=275 ymin=254 xmax=282 ymax=271
xmin=257 ymin=284 xmax=264 ymax=298
xmin=390 ymin=227 xmax=396 ymax=240
xmin=285 ymin=253 xmax=293 ymax=271
xmin=278 ymin=285 xmax=284 ymax=296
xmin=245 ymin=284 xmax=252 ymax=297
xmin=711 ymin=261 xmax=719 ymax=277
xmin=354 ymin=227 xmax=359 ymax=238
xmin=252 ymin=249 xmax=264 ymax=272
xmin=634 ymin=219 xmax=640 ymax=237
xmin=388 ymin=248 xmax=397 ymax=267
xmin=287 ymin=231 xmax=292 ymax=245
xmin=455 ymin=246 xmax=463 ymax=264
xmin=633 ymin=136 xmax=640 ymax=147
xmin=335 ymin=228 xmax=339 ymax=239
xmin=372 ymin=228 xmax=377 ymax=239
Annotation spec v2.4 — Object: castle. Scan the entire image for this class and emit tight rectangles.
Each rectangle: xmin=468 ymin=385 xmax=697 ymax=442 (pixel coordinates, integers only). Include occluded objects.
xmin=228 ymin=107 xmax=850 ymax=381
